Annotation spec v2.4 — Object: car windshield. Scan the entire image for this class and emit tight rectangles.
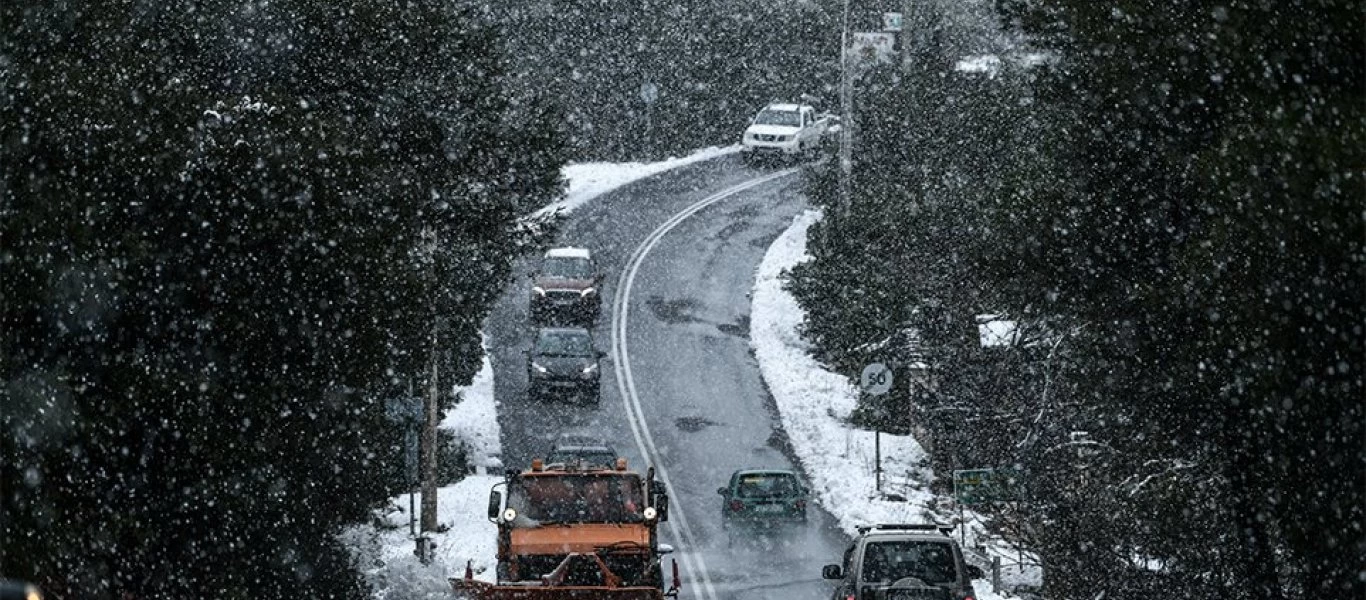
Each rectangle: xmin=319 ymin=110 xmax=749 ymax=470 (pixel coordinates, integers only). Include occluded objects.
xmin=861 ymin=541 xmax=958 ymax=585
xmin=507 ymin=474 xmax=645 ymax=525
xmin=734 ymin=472 xmax=800 ymax=498
xmin=753 ymin=109 xmax=800 ymax=126
xmin=535 ymin=331 xmax=593 ymax=356
xmin=542 ymin=256 xmax=593 ymax=280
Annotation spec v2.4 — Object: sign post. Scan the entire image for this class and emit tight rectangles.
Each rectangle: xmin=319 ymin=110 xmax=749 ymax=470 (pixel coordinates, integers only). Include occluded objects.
xmin=860 ymin=363 xmax=894 ymax=492
xmin=385 ymin=396 xmax=423 ymax=537
xmin=952 ymin=468 xmax=1025 ymax=544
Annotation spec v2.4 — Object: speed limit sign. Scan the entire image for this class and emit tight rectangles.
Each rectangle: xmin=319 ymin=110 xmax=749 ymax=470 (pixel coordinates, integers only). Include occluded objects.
xmin=860 ymin=363 xmax=893 ymax=396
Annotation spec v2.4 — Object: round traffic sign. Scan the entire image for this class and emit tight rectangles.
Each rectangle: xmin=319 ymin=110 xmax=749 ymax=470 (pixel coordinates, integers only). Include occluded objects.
xmin=861 ymin=362 xmax=893 ymax=395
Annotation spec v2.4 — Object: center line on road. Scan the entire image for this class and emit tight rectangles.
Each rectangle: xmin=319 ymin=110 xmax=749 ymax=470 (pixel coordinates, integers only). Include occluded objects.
xmin=610 ymin=168 xmax=798 ymax=600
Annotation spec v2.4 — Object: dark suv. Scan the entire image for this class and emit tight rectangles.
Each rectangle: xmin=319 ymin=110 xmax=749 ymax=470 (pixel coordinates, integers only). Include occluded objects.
xmin=822 ymin=524 xmax=983 ymax=600
xmin=530 ymin=247 xmax=601 ymax=324
xmin=526 ymin=327 xmax=603 ymax=403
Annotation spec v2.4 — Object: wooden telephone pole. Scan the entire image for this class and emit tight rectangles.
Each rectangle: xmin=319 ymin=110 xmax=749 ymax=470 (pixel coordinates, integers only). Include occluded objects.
xmin=419 ymin=226 xmax=440 ymax=533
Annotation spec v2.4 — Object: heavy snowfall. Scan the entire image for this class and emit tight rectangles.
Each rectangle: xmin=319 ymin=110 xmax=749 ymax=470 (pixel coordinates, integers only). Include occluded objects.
xmin=2 ymin=1 xmax=1361 ymax=600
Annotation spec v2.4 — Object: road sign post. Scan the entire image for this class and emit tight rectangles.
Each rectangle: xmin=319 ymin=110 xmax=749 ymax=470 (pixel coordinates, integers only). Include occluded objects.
xmin=953 ymin=468 xmax=1024 ymax=505
xmin=860 ymin=363 xmax=894 ymax=492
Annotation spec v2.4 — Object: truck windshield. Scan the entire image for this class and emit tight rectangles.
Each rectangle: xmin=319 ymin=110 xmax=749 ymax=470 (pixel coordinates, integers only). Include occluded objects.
xmin=754 ymin=109 xmax=800 ymax=126
xmin=860 ymin=541 xmax=958 ymax=585
xmin=508 ymin=474 xmax=645 ymax=525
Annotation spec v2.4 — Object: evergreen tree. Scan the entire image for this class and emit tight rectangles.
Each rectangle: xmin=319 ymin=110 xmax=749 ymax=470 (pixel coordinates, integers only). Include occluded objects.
xmin=1 ymin=1 xmax=567 ymax=597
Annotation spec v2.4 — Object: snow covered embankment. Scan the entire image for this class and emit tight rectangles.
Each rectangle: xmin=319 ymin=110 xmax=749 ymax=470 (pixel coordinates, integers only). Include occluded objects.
xmin=341 ymin=348 xmax=502 ymax=600
xmin=532 ymin=145 xmax=740 ymax=219
xmin=749 ymin=210 xmax=1038 ymax=598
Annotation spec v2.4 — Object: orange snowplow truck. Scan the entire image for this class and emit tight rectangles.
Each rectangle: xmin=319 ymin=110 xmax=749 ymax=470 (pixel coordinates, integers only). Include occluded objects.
xmin=451 ymin=457 xmax=681 ymax=600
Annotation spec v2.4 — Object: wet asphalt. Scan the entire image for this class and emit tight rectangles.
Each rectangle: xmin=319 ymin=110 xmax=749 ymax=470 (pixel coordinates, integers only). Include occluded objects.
xmin=486 ymin=154 xmax=849 ymax=600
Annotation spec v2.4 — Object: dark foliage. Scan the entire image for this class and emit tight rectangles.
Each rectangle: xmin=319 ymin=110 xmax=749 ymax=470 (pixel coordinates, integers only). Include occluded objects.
xmin=791 ymin=0 xmax=1363 ymax=597
xmin=1 ymin=1 xmax=567 ymax=598
xmin=491 ymin=0 xmax=841 ymax=161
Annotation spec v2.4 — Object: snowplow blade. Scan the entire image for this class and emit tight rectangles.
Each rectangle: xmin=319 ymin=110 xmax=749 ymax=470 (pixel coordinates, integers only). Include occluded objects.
xmin=451 ymin=553 xmax=677 ymax=600
xmin=450 ymin=581 xmax=665 ymax=600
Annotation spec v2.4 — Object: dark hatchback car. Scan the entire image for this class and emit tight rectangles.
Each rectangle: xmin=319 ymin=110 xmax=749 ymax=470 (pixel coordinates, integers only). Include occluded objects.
xmin=526 ymin=327 xmax=603 ymax=403
xmin=546 ymin=434 xmax=619 ymax=468
xmin=718 ymin=469 xmax=808 ymax=543
xmin=530 ymin=247 xmax=602 ymax=325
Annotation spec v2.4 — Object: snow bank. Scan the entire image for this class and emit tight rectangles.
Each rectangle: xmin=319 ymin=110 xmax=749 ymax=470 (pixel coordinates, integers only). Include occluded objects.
xmin=341 ymin=475 xmax=501 ymax=599
xmin=442 ymin=335 xmax=501 ymax=473
xmin=532 ymin=145 xmax=741 ymax=218
xmin=749 ymin=210 xmax=1042 ymax=596
xmin=750 ymin=210 xmax=938 ymax=531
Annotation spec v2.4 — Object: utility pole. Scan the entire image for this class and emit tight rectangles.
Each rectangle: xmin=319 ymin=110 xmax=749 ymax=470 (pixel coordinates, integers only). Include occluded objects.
xmin=419 ymin=226 xmax=440 ymax=533
xmin=838 ymin=0 xmax=853 ymax=218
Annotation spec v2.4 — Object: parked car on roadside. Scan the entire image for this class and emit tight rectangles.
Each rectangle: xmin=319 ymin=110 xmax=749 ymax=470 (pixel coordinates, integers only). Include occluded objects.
xmin=821 ymin=524 xmax=983 ymax=600
xmin=526 ymin=327 xmax=603 ymax=403
xmin=530 ymin=247 xmax=602 ymax=324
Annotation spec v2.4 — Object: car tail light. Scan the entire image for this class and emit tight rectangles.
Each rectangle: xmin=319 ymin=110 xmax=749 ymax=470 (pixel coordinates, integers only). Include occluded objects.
xmin=845 ymin=595 xmax=855 ymax=600
xmin=728 ymin=499 xmax=744 ymax=512
xmin=795 ymin=499 xmax=806 ymax=510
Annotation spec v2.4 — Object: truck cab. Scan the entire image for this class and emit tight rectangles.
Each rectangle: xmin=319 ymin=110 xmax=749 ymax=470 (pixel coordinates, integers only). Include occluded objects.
xmin=741 ymin=103 xmax=829 ymax=163
xmin=487 ymin=458 xmax=671 ymax=587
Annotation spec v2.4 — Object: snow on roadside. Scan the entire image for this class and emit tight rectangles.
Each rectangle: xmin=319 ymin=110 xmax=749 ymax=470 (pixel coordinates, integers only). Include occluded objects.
xmin=442 ymin=334 xmax=501 ymax=473
xmin=749 ymin=210 xmax=937 ymax=532
xmin=340 ymin=475 xmax=501 ymax=600
xmin=749 ymin=210 xmax=1041 ymax=596
xmin=532 ymin=145 xmax=741 ymax=219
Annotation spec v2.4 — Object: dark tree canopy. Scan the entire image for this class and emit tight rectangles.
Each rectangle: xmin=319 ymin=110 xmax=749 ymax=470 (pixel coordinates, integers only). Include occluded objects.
xmin=1 ymin=1 xmax=567 ymax=597
xmin=792 ymin=0 xmax=1363 ymax=597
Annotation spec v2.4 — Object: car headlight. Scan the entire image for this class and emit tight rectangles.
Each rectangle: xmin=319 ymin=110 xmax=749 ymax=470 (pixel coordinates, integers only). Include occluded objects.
xmin=580 ymin=287 xmax=596 ymax=297
xmin=531 ymin=362 xmax=549 ymax=376
xmin=776 ymin=135 xmax=791 ymax=142
xmin=582 ymin=363 xmax=599 ymax=377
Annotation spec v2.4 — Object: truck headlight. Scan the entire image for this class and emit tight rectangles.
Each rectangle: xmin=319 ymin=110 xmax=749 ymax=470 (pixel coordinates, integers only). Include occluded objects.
xmin=643 ymin=506 xmax=658 ymax=521
xmin=531 ymin=286 xmax=546 ymax=297
xmin=582 ymin=363 xmax=599 ymax=378
xmin=502 ymin=508 xmax=518 ymax=521
xmin=531 ymin=362 xmax=549 ymax=376
xmin=580 ymin=287 xmax=596 ymax=297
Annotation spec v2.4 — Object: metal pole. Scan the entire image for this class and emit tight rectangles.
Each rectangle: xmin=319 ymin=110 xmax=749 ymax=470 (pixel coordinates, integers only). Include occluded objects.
xmin=959 ymin=503 xmax=966 ymax=546
xmin=874 ymin=430 xmax=882 ymax=492
xmin=838 ymin=0 xmax=853 ymax=217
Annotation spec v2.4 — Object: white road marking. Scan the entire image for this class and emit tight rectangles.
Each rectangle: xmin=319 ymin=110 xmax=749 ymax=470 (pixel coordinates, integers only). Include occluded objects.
xmin=611 ymin=168 xmax=798 ymax=600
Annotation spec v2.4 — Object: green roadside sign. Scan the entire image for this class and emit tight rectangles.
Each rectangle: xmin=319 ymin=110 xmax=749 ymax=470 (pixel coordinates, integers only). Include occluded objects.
xmin=953 ymin=468 xmax=1023 ymax=505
